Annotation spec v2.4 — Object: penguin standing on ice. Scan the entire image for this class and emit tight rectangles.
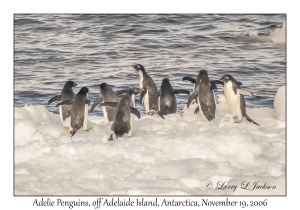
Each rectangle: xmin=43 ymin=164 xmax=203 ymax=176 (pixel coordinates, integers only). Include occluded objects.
xmin=183 ymin=76 xmax=220 ymax=114
xmin=48 ymin=81 xmax=77 ymax=123
xmin=220 ymin=74 xmax=259 ymax=126
xmin=90 ymin=83 xmax=127 ymax=122
xmin=100 ymin=88 xmax=142 ymax=141
xmin=187 ymin=70 xmax=216 ymax=121
xmin=183 ymin=75 xmax=242 ymax=114
xmin=159 ymin=78 xmax=190 ymax=115
xmin=131 ymin=64 xmax=164 ymax=119
xmin=56 ymin=87 xmax=92 ymax=136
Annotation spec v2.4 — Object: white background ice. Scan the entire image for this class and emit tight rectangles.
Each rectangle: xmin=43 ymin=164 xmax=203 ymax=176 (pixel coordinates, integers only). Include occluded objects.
xmin=14 ymin=88 xmax=286 ymax=196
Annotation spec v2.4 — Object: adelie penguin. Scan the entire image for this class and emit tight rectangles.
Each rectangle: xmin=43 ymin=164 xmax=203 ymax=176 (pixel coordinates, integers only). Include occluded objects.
xmin=100 ymin=88 xmax=142 ymax=141
xmin=186 ymin=70 xmax=216 ymax=121
xmin=183 ymin=75 xmax=220 ymax=114
xmin=183 ymin=75 xmax=242 ymax=114
xmin=90 ymin=83 xmax=127 ymax=122
xmin=220 ymin=74 xmax=259 ymax=126
xmin=159 ymin=78 xmax=190 ymax=115
xmin=56 ymin=87 xmax=92 ymax=136
xmin=48 ymin=81 xmax=78 ymax=123
xmin=131 ymin=64 xmax=164 ymax=119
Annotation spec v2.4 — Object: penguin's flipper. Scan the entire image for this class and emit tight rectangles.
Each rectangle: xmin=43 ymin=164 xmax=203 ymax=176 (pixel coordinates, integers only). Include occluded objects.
xmin=237 ymin=81 xmax=243 ymax=86
xmin=244 ymin=114 xmax=260 ymax=126
xmin=91 ymin=97 xmax=103 ymax=112
xmin=238 ymin=89 xmax=253 ymax=97
xmin=182 ymin=77 xmax=196 ymax=83
xmin=99 ymin=102 xmax=118 ymax=107
xmin=115 ymin=90 xmax=128 ymax=96
xmin=56 ymin=99 xmax=74 ymax=107
xmin=210 ymin=80 xmax=224 ymax=86
xmin=209 ymin=80 xmax=224 ymax=91
xmin=210 ymin=83 xmax=218 ymax=91
xmin=85 ymin=100 xmax=90 ymax=105
xmin=48 ymin=95 xmax=62 ymax=105
xmin=157 ymin=111 xmax=165 ymax=119
xmin=174 ymin=89 xmax=190 ymax=95
xmin=139 ymin=89 xmax=147 ymax=105
xmin=131 ymin=107 xmax=141 ymax=119
xmin=187 ymin=92 xmax=198 ymax=108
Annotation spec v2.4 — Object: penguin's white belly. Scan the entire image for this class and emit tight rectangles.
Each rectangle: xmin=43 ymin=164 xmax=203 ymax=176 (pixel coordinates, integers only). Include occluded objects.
xmin=83 ymin=104 xmax=88 ymax=130
xmin=198 ymin=98 xmax=207 ymax=120
xmin=144 ymin=90 xmax=149 ymax=113
xmin=131 ymin=94 xmax=136 ymax=108
xmin=59 ymin=106 xmax=64 ymax=124
xmin=224 ymin=86 xmax=242 ymax=120
xmin=103 ymin=106 xmax=108 ymax=122
xmin=129 ymin=94 xmax=135 ymax=136
xmin=139 ymin=71 xmax=145 ymax=104
xmin=139 ymin=71 xmax=143 ymax=89
xmin=193 ymin=83 xmax=196 ymax=103
xmin=128 ymin=113 xmax=133 ymax=137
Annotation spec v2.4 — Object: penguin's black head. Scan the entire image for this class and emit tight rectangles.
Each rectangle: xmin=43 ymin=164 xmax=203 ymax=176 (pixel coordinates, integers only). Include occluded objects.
xmin=128 ymin=87 xmax=142 ymax=96
xmin=100 ymin=83 xmax=108 ymax=90
xmin=78 ymin=87 xmax=89 ymax=94
xmin=162 ymin=78 xmax=170 ymax=84
xmin=162 ymin=78 xmax=169 ymax=82
xmin=131 ymin=64 xmax=146 ymax=73
xmin=199 ymin=70 xmax=208 ymax=76
xmin=220 ymin=74 xmax=233 ymax=83
xmin=64 ymin=81 xmax=78 ymax=88
xmin=198 ymin=70 xmax=209 ymax=82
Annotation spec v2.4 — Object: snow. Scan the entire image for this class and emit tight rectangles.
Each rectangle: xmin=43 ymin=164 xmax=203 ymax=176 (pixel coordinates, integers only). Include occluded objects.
xmin=14 ymin=87 xmax=285 ymax=195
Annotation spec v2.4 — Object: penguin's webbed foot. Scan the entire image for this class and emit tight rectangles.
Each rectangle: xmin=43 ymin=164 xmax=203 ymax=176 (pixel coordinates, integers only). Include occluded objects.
xmin=128 ymin=134 xmax=136 ymax=138
xmin=233 ymin=116 xmax=237 ymax=119
xmin=85 ymin=127 xmax=93 ymax=131
xmin=194 ymin=106 xmax=199 ymax=114
xmin=108 ymin=134 xmax=114 ymax=141
xmin=70 ymin=130 xmax=76 ymax=137
xmin=150 ymin=111 xmax=154 ymax=116
xmin=234 ymin=120 xmax=241 ymax=123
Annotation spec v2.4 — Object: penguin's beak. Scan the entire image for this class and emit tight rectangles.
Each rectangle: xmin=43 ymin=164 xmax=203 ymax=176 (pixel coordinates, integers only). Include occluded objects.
xmin=134 ymin=88 xmax=142 ymax=95
xmin=219 ymin=78 xmax=223 ymax=81
xmin=74 ymin=82 xmax=78 ymax=86
xmin=131 ymin=64 xmax=138 ymax=71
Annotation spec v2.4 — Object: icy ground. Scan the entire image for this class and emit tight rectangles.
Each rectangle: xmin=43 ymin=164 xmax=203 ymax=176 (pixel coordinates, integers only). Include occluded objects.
xmin=14 ymin=87 xmax=285 ymax=195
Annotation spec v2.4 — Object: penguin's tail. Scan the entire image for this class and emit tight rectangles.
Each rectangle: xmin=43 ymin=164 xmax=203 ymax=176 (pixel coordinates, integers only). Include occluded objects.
xmin=244 ymin=114 xmax=260 ymax=126
xmin=70 ymin=130 xmax=77 ymax=137
xmin=157 ymin=111 xmax=165 ymax=119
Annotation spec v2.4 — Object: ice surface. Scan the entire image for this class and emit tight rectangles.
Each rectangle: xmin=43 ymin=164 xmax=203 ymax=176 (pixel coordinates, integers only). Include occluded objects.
xmin=274 ymin=86 xmax=286 ymax=122
xmin=248 ymin=21 xmax=286 ymax=44
xmin=14 ymin=92 xmax=285 ymax=195
xmin=270 ymin=22 xmax=286 ymax=43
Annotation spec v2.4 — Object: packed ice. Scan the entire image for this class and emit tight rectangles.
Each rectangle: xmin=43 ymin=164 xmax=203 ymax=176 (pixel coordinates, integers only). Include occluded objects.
xmin=14 ymin=86 xmax=285 ymax=195
xmin=248 ymin=21 xmax=286 ymax=44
